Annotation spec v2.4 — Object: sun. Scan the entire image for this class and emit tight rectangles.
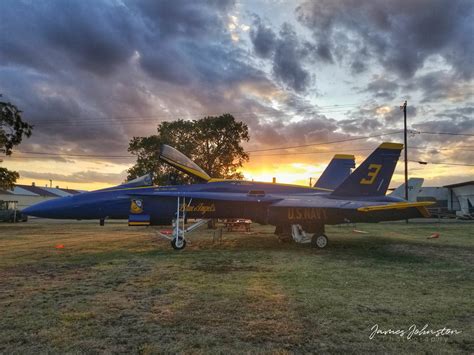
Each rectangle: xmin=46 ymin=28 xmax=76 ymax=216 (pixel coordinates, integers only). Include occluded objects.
xmin=240 ymin=162 xmax=328 ymax=186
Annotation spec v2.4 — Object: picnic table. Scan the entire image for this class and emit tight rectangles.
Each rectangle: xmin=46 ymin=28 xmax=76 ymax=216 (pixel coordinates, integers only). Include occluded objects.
xmin=223 ymin=219 xmax=252 ymax=232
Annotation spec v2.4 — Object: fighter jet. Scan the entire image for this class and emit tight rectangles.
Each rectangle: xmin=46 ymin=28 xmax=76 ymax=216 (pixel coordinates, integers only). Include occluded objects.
xmin=23 ymin=143 xmax=433 ymax=250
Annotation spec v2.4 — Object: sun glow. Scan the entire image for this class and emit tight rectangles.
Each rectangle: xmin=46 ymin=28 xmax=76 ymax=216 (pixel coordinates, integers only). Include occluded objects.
xmin=240 ymin=162 xmax=328 ymax=186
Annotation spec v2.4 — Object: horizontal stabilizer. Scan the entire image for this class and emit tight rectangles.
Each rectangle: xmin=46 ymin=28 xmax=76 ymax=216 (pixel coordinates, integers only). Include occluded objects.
xmin=315 ymin=154 xmax=355 ymax=190
xmin=331 ymin=143 xmax=403 ymax=198
xmin=357 ymin=201 xmax=434 ymax=218
xmin=357 ymin=201 xmax=434 ymax=212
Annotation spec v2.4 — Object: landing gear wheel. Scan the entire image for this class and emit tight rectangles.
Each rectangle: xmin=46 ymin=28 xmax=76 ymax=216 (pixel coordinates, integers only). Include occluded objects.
xmin=311 ymin=234 xmax=328 ymax=249
xmin=171 ymin=237 xmax=186 ymax=250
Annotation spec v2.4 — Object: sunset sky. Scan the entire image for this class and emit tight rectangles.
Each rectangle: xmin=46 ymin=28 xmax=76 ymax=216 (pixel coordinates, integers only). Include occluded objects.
xmin=1 ymin=0 xmax=473 ymax=190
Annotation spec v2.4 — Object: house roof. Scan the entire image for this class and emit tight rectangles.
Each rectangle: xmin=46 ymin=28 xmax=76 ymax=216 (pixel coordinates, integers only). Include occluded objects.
xmin=443 ymin=181 xmax=474 ymax=189
xmin=0 ymin=184 xmax=84 ymax=197
xmin=15 ymin=185 xmax=59 ymax=197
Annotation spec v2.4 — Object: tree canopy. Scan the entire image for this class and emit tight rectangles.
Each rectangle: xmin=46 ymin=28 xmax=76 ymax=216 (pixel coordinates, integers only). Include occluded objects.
xmin=0 ymin=99 xmax=33 ymax=190
xmin=127 ymin=114 xmax=249 ymax=185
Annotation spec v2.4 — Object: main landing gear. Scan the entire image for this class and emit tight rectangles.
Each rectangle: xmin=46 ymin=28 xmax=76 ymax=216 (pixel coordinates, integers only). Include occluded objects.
xmin=289 ymin=224 xmax=329 ymax=249
xmin=311 ymin=234 xmax=328 ymax=249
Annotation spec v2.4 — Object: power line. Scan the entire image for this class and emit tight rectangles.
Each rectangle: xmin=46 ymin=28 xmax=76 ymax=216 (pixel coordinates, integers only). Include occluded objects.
xmin=408 ymin=160 xmax=474 ymax=167
xmin=4 ymin=141 xmax=473 ymax=160
xmin=3 ymin=156 xmax=133 ymax=160
xmin=26 ymin=104 xmax=360 ymax=125
xmin=246 ymin=131 xmax=404 ymax=153
xmin=15 ymin=151 xmax=133 ymax=158
xmin=250 ymin=146 xmax=474 ymax=157
xmin=418 ymin=131 xmax=474 ymax=137
xmin=4 ymin=155 xmax=472 ymax=167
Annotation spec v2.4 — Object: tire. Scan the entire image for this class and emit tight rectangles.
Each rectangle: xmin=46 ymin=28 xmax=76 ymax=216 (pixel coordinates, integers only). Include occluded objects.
xmin=311 ymin=234 xmax=328 ymax=249
xmin=171 ymin=237 xmax=186 ymax=250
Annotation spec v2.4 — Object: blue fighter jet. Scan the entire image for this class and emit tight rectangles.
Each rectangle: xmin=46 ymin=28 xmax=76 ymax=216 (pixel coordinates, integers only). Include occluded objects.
xmin=23 ymin=142 xmax=433 ymax=250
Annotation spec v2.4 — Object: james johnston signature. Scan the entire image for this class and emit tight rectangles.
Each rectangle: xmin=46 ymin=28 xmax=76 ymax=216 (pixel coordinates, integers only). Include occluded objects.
xmin=370 ymin=324 xmax=462 ymax=340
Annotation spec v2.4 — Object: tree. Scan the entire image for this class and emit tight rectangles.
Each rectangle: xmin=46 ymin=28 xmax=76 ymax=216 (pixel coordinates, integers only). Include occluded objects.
xmin=0 ymin=98 xmax=33 ymax=190
xmin=127 ymin=114 xmax=249 ymax=185
xmin=0 ymin=169 xmax=19 ymax=190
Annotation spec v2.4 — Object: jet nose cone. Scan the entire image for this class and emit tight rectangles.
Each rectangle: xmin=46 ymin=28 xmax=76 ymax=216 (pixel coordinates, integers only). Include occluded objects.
xmin=22 ymin=198 xmax=71 ymax=218
xmin=22 ymin=205 xmax=38 ymax=216
xmin=22 ymin=200 xmax=53 ymax=217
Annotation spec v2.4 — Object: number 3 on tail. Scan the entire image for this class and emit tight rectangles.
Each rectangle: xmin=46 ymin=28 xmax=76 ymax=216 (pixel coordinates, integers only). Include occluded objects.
xmin=360 ymin=164 xmax=382 ymax=185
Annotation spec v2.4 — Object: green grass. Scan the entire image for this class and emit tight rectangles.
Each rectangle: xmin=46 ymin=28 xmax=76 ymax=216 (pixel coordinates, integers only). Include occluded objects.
xmin=0 ymin=220 xmax=472 ymax=353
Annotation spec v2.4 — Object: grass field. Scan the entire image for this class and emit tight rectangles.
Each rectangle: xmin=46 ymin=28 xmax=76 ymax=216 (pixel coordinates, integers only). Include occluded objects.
xmin=0 ymin=220 xmax=472 ymax=353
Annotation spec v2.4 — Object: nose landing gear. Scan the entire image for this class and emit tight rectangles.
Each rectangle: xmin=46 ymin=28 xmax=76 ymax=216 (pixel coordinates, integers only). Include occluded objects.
xmin=171 ymin=235 xmax=186 ymax=250
xmin=155 ymin=196 xmax=210 ymax=250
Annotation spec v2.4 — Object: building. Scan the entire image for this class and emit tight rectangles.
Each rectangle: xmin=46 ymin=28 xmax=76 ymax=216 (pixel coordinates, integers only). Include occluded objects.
xmin=443 ymin=181 xmax=474 ymax=216
xmin=0 ymin=183 xmax=82 ymax=210
xmin=416 ymin=181 xmax=474 ymax=217
xmin=417 ymin=186 xmax=449 ymax=208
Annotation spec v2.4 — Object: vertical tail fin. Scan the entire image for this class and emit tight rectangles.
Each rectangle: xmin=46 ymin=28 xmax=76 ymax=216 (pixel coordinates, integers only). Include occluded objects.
xmin=389 ymin=178 xmax=424 ymax=201
xmin=315 ymin=154 xmax=355 ymax=190
xmin=331 ymin=143 xmax=403 ymax=197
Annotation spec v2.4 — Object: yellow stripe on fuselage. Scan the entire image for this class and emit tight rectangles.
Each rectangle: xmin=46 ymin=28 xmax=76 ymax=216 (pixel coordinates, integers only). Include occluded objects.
xmin=128 ymin=221 xmax=150 ymax=226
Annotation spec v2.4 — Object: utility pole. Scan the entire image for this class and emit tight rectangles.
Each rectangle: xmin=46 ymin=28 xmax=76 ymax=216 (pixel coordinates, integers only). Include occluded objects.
xmin=401 ymin=100 xmax=409 ymax=224
xmin=401 ymin=100 xmax=408 ymax=202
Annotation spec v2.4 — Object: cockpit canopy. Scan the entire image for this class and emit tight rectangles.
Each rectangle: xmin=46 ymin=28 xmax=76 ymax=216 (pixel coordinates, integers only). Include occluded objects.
xmin=119 ymin=173 xmax=153 ymax=188
xmin=159 ymin=144 xmax=211 ymax=181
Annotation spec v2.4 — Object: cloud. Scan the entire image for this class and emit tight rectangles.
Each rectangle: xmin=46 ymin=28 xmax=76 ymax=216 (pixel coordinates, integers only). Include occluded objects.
xmin=0 ymin=0 xmax=285 ymax=160
xmin=435 ymin=105 xmax=474 ymax=121
xmin=272 ymin=24 xmax=312 ymax=92
xmin=1 ymin=0 xmax=471 ymax=187
xmin=408 ymin=71 xmax=474 ymax=103
xmin=361 ymin=76 xmax=400 ymax=100
xmin=248 ymin=16 xmax=312 ymax=92
xmin=296 ymin=0 xmax=474 ymax=79
xmin=249 ymin=16 xmax=277 ymax=58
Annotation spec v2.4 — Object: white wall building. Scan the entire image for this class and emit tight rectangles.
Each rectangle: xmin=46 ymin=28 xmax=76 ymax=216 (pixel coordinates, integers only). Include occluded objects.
xmin=0 ymin=183 xmax=82 ymax=210
xmin=443 ymin=181 xmax=474 ymax=216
